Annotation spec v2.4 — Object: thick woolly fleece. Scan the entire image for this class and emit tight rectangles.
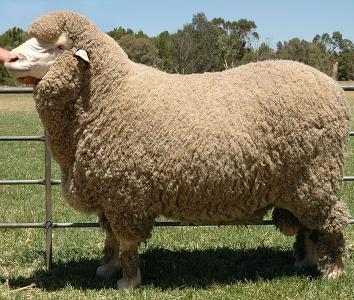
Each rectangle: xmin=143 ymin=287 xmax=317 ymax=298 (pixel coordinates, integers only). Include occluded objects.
xmin=31 ymin=12 xmax=351 ymax=245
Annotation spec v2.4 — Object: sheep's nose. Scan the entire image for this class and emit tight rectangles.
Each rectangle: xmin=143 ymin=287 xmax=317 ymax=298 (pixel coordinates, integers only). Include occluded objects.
xmin=7 ymin=53 xmax=19 ymax=62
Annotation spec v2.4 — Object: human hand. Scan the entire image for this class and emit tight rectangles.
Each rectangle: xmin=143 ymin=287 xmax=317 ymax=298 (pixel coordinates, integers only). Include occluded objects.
xmin=0 ymin=48 xmax=38 ymax=85
xmin=0 ymin=47 xmax=10 ymax=64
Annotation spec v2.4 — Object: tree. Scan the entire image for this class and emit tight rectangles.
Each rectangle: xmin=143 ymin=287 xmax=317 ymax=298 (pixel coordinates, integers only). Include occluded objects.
xmin=108 ymin=27 xmax=149 ymax=41
xmin=118 ymin=35 xmax=160 ymax=67
xmin=252 ymin=32 xmax=260 ymax=61
xmin=276 ymin=38 xmax=335 ymax=77
xmin=212 ymin=17 xmax=257 ymax=69
xmin=154 ymin=31 xmax=175 ymax=72
xmin=0 ymin=27 xmax=29 ymax=49
xmin=313 ymin=31 xmax=354 ymax=80
xmin=107 ymin=26 xmax=129 ymax=41
xmin=171 ymin=13 xmax=258 ymax=74
xmin=172 ymin=25 xmax=196 ymax=74
xmin=213 ymin=17 xmax=258 ymax=68
xmin=257 ymin=42 xmax=274 ymax=60
xmin=337 ymin=51 xmax=354 ymax=80
xmin=171 ymin=13 xmax=225 ymax=73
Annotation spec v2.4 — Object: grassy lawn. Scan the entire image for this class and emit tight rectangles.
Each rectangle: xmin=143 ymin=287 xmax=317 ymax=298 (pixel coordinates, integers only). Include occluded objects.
xmin=0 ymin=92 xmax=354 ymax=299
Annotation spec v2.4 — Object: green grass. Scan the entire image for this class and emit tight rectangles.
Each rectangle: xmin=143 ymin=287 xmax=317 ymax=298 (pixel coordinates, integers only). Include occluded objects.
xmin=0 ymin=93 xmax=354 ymax=299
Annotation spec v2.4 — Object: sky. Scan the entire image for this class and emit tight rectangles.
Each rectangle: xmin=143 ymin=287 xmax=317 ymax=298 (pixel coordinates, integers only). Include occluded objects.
xmin=1 ymin=0 xmax=354 ymax=48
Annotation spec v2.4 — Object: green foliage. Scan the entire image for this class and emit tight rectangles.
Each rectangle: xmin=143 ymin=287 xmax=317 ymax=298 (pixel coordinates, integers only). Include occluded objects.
xmin=310 ymin=31 xmax=354 ymax=79
xmin=213 ymin=17 xmax=258 ymax=69
xmin=0 ymin=65 xmax=19 ymax=86
xmin=119 ymin=34 xmax=160 ymax=66
xmin=337 ymin=51 xmax=354 ymax=80
xmin=258 ymin=42 xmax=274 ymax=59
xmin=276 ymin=38 xmax=335 ymax=76
xmin=154 ymin=31 xmax=175 ymax=72
xmin=182 ymin=13 xmax=224 ymax=72
xmin=107 ymin=26 xmax=129 ymax=41
xmin=0 ymin=27 xmax=29 ymax=49
xmin=107 ymin=26 xmax=145 ymax=41
xmin=170 ymin=13 xmax=258 ymax=74
xmin=108 ymin=27 xmax=161 ymax=67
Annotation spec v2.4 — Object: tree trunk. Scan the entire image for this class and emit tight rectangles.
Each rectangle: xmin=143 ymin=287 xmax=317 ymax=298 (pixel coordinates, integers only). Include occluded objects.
xmin=332 ymin=61 xmax=338 ymax=80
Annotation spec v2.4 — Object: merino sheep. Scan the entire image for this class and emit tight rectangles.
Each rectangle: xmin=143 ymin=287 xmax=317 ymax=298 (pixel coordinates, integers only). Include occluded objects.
xmin=5 ymin=11 xmax=351 ymax=289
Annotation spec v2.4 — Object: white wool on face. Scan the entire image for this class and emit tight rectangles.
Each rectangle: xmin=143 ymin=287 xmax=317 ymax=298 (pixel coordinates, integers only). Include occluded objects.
xmin=4 ymin=37 xmax=63 ymax=79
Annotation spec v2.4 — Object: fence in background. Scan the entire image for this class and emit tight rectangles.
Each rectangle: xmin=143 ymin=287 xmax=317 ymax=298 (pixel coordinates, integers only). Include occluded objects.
xmin=1 ymin=86 xmax=354 ymax=269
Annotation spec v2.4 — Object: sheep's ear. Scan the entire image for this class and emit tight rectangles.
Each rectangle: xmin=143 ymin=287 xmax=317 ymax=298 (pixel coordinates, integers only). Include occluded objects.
xmin=75 ymin=49 xmax=90 ymax=63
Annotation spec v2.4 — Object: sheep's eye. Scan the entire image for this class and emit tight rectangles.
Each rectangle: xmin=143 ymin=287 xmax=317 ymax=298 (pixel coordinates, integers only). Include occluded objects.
xmin=58 ymin=45 xmax=65 ymax=50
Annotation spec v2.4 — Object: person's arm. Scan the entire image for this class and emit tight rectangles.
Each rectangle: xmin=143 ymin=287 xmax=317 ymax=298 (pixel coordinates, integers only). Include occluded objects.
xmin=0 ymin=47 xmax=10 ymax=64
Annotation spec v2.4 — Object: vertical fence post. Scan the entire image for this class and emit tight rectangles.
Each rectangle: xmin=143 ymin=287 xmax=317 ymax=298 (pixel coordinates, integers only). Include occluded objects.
xmin=44 ymin=130 xmax=53 ymax=270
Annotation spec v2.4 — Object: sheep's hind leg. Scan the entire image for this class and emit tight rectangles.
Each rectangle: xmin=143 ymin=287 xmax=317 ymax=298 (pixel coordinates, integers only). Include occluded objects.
xmin=96 ymin=213 xmax=121 ymax=279
xmin=298 ymin=200 xmax=348 ymax=278
xmin=289 ymin=193 xmax=349 ymax=278
xmin=117 ymin=239 xmax=141 ymax=290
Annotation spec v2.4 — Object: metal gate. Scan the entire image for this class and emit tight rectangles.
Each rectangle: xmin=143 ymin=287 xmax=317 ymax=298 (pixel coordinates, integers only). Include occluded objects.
xmin=1 ymin=86 xmax=354 ymax=269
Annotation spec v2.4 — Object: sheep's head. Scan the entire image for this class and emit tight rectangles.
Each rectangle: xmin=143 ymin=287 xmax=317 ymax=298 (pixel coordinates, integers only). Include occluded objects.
xmin=4 ymin=12 xmax=91 ymax=81
xmin=33 ymin=47 xmax=90 ymax=109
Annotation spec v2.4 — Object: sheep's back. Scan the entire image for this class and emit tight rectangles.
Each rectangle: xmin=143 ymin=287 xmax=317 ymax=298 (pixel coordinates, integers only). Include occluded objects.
xmin=120 ymin=59 xmax=349 ymax=168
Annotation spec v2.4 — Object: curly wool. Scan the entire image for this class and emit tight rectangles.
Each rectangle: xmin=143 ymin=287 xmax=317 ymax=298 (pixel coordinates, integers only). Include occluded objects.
xmin=31 ymin=12 xmax=351 ymax=243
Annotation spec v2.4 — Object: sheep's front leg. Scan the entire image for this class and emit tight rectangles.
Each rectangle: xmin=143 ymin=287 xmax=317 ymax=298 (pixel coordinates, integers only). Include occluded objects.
xmin=96 ymin=231 xmax=121 ymax=278
xmin=293 ymin=229 xmax=318 ymax=269
xmin=96 ymin=213 xmax=121 ymax=278
xmin=117 ymin=240 xmax=141 ymax=290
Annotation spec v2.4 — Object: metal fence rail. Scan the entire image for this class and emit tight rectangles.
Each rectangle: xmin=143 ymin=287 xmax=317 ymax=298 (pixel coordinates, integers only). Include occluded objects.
xmin=1 ymin=86 xmax=354 ymax=269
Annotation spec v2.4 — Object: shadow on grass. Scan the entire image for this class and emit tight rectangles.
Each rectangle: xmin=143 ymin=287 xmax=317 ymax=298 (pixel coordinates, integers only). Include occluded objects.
xmin=3 ymin=247 xmax=318 ymax=291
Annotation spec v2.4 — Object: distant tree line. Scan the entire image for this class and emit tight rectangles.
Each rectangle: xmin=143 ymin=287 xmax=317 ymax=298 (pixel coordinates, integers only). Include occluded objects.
xmin=1 ymin=13 xmax=354 ymax=85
